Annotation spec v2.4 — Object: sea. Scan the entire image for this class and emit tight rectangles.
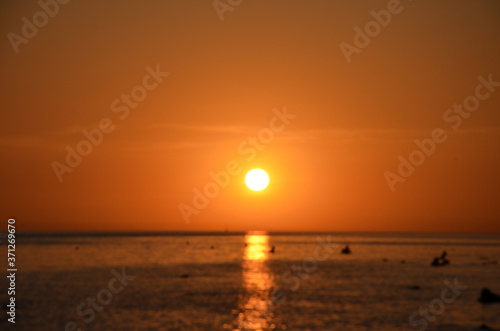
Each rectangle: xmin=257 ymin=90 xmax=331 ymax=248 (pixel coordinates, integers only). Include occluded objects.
xmin=0 ymin=232 xmax=499 ymax=331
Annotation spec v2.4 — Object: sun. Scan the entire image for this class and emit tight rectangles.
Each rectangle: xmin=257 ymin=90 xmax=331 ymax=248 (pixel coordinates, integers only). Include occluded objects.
xmin=245 ymin=169 xmax=269 ymax=191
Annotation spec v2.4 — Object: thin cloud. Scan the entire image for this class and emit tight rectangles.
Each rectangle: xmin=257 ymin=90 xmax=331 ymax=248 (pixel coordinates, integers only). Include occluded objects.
xmin=0 ymin=135 xmax=50 ymax=147
xmin=279 ymin=127 xmax=500 ymax=144
xmin=149 ymin=123 xmax=253 ymax=134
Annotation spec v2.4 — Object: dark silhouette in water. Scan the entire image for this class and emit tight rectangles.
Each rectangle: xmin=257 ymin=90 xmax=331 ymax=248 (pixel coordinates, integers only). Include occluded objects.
xmin=269 ymin=246 xmax=275 ymax=253
xmin=341 ymin=245 xmax=351 ymax=254
xmin=431 ymin=257 xmax=449 ymax=266
xmin=478 ymin=288 xmax=500 ymax=303
xmin=180 ymin=274 xmax=189 ymax=279
xmin=431 ymin=251 xmax=450 ymax=266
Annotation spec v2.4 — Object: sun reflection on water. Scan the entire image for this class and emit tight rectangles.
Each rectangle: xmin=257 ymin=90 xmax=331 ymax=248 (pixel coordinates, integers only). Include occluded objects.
xmin=226 ymin=232 xmax=285 ymax=331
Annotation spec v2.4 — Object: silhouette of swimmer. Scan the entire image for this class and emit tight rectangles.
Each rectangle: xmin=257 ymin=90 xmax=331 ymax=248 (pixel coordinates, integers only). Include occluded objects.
xmin=431 ymin=257 xmax=450 ymax=266
xmin=269 ymin=246 xmax=275 ymax=253
xmin=478 ymin=288 xmax=500 ymax=303
xmin=341 ymin=245 xmax=351 ymax=254
xmin=431 ymin=251 xmax=450 ymax=266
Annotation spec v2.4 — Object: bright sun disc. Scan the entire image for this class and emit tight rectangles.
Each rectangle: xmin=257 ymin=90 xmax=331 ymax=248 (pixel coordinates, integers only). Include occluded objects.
xmin=245 ymin=169 xmax=269 ymax=191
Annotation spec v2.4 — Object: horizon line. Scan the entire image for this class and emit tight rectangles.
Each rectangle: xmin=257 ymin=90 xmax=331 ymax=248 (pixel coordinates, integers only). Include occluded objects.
xmin=13 ymin=230 xmax=500 ymax=237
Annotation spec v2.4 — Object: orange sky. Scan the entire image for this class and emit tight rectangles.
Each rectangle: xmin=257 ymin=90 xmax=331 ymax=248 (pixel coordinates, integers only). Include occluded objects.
xmin=1 ymin=0 xmax=500 ymax=233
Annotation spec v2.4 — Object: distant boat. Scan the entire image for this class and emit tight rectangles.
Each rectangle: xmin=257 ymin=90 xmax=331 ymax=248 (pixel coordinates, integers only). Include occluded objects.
xmin=341 ymin=245 xmax=351 ymax=254
xmin=269 ymin=245 xmax=275 ymax=253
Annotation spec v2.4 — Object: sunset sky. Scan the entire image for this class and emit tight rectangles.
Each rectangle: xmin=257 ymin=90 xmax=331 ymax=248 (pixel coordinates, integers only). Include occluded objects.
xmin=1 ymin=0 xmax=499 ymax=233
